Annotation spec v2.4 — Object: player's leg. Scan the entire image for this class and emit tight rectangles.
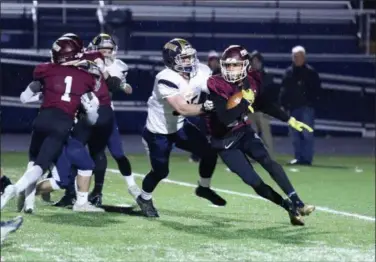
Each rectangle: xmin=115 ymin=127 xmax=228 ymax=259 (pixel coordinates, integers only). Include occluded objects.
xmin=137 ymin=128 xmax=173 ymax=217
xmin=87 ymin=106 xmax=114 ymax=205
xmin=1 ymin=110 xmax=72 ymax=210
xmin=107 ymin=118 xmax=140 ymax=198
xmin=244 ymin=129 xmax=315 ymax=216
xmin=174 ymin=120 xmax=226 ymax=206
xmin=219 ymin=148 xmax=304 ymax=226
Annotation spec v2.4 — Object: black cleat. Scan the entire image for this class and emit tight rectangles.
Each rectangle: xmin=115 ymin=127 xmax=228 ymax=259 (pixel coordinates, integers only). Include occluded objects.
xmin=89 ymin=192 xmax=103 ymax=207
xmin=53 ymin=194 xmax=75 ymax=208
xmin=136 ymin=196 xmax=159 ymax=217
xmin=0 ymin=176 xmax=13 ymax=194
xmin=195 ymin=185 xmax=227 ymax=206
xmin=283 ymin=199 xmax=305 ymax=226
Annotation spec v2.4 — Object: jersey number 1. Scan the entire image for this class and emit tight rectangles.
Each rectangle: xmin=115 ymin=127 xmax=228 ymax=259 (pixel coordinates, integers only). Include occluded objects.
xmin=61 ymin=76 xmax=72 ymax=102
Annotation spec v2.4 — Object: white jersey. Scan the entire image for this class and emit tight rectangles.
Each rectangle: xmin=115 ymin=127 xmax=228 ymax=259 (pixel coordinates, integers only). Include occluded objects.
xmin=146 ymin=64 xmax=212 ymax=134
xmin=106 ymin=58 xmax=129 ymax=85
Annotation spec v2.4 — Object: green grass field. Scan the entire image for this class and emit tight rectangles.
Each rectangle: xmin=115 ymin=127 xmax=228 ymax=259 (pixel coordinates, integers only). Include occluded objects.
xmin=1 ymin=152 xmax=375 ymax=261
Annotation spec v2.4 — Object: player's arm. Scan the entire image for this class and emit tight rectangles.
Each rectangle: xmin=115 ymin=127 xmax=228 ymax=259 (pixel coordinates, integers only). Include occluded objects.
xmin=254 ymin=86 xmax=313 ymax=132
xmin=20 ymin=81 xmax=43 ymax=104
xmin=159 ymin=80 xmax=213 ymax=116
xmin=107 ymin=60 xmax=132 ymax=94
xmin=80 ymin=92 xmax=99 ymax=125
xmin=210 ymin=92 xmax=250 ymax=126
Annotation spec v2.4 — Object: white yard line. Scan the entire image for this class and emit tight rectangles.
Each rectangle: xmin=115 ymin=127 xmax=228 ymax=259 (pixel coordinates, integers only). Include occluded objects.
xmin=107 ymin=168 xmax=376 ymax=223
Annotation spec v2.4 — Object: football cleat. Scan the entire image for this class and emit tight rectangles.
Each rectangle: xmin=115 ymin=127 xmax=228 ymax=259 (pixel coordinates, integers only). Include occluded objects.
xmin=89 ymin=192 xmax=103 ymax=207
xmin=41 ymin=192 xmax=52 ymax=203
xmin=0 ymin=175 xmax=12 ymax=194
xmin=53 ymin=194 xmax=75 ymax=208
xmin=283 ymin=199 xmax=305 ymax=226
xmin=1 ymin=216 xmax=24 ymax=244
xmin=73 ymin=202 xmax=104 ymax=212
xmin=195 ymin=185 xmax=227 ymax=206
xmin=136 ymin=196 xmax=159 ymax=217
xmin=1 ymin=185 xmax=17 ymax=210
xmin=297 ymin=204 xmax=316 ymax=216
xmin=128 ymin=185 xmax=141 ymax=199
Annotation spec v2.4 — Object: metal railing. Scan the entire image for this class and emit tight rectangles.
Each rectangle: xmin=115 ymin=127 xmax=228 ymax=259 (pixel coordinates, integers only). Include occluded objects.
xmin=0 ymin=1 xmax=375 ymax=54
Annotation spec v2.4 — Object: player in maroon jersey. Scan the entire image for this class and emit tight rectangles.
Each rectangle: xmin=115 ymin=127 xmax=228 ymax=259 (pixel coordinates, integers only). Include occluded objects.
xmin=0 ymin=37 xmax=102 ymax=211
xmin=206 ymin=45 xmax=315 ymax=226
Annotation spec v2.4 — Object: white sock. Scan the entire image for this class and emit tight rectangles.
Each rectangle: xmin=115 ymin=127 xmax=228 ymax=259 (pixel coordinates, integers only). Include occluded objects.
xmin=15 ymin=165 xmax=43 ymax=194
xmin=24 ymin=183 xmax=36 ymax=210
xmin=124 ymin=175 xmax=136 ymax=187
xmin=26 ymin=161 xmax=35 ymax=170
xmin=141 ymin=190 xmax=152 ymax=201
xmin=76 ymin=191 xmax=88 ymax=205
xmin=199 ymin=177 xmax=211 ymax=188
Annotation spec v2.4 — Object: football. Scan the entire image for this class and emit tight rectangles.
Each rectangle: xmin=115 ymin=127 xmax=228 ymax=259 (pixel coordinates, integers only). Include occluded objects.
xmin=226 ymin=91 xmax=243 ymax=109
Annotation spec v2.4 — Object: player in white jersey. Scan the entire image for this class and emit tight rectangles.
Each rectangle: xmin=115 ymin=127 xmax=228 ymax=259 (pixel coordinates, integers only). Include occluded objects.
xmin=137 ymin=38 xmax=226 ymax=217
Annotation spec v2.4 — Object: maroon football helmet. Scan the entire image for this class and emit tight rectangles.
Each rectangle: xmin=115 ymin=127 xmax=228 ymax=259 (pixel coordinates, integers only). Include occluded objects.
xmin=51 ymin=37 xmax=82 ymax=64
xmin=61 ymin=33 xmax=84 ymax=52
xmin=220 ymin=45 xmax=250 ymax=83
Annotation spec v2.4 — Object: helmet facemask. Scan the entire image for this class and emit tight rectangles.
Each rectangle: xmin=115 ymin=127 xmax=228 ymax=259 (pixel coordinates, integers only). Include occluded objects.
xmin=220 ymin=59 xmax=249 ymax=83
xmin=89 ymin=38 xmax=118 ymax=66
xmin=174 ymin=46 xmax=198 ymax=77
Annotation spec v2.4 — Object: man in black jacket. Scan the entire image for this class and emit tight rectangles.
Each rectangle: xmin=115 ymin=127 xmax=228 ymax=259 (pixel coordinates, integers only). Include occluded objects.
xmin=280 ymin=46 xmax=321 ymax=165
xmin=248 ymin=50 xmax=275 ymax=157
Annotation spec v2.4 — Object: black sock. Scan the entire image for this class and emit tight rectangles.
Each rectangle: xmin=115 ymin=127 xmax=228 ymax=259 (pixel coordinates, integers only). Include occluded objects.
xmin=289 ymin=192 xmax=304 ymax=208
xmin=142 ymin=170 xmax=166 ymax=193
xmin=254 ymin=182 xmax=286 ymax=209
xmin=116 ymin=156 xmax=132 ymax=177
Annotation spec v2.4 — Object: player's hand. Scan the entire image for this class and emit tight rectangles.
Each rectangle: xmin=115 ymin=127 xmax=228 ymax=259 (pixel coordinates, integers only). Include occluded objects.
xmin=288 ymin=117 xmax=313 ymax=132
xmin=241 ymin=89 xmax=255 ymax=104
xmin=81 ymin=92 xmax=99 ymax=112
xmin=201 ymin=100 xmax=214 ymax=112
xmin=248 ymin=105 xmax=254 ymax=113
xmin=123 ymin=83 xmax=133 ymax=95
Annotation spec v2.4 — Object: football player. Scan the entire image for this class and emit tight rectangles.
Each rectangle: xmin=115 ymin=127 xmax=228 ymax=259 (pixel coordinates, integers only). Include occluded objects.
xmin=54 ymin=33 xmax=139 ymax=207
xmin=1 ymin=37 xmax=101 ymax=211
xmin=136 ymin=38 xmax=225 ymax=217
xmin=206 ymin=45 xmax=315 ymax=226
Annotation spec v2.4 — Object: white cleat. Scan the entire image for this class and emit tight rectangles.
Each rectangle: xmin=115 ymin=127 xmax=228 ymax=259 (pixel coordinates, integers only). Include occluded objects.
xmin=1 ymin=216 xmax=24 ymax=245
xmin=128 ymin=185 xmax=141 ymax=199
xmin=73 ymin=202 xmax=105 ymax=212
xmin=1 ymin=185 xmax=17 ymax=210
xmin=17 ymin=191 xmax=26 ymax=212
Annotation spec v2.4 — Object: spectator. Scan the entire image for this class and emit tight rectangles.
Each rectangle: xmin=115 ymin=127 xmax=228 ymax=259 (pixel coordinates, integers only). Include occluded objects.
xmin=248 ymin=50 xmax=275 ymax=158
xmin=279 ymin=46 xmax=321 ymax=165
xmin=207 ymin=50 xmax=221 ymax=75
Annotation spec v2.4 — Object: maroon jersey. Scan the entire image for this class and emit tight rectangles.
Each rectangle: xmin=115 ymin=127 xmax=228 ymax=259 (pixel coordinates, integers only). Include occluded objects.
xmin=82 ymin=51 xmax=111 ymax=106
xmin=206 ymin=70 xmax=262 ymax=138
xmin=33 ymin=63 xmax=96 ymax=118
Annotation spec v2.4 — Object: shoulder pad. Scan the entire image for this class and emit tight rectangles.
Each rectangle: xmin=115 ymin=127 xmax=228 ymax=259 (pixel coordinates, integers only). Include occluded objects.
xmin=198 ymin=63 xmax=212 ymax=76
xmin=157 ymin=68 xmax=181 ymax=86
xmin=114 ymin=59 xmax=129 ymax=72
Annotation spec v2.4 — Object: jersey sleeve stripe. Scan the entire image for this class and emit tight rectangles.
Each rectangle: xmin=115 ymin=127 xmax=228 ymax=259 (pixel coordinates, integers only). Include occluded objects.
xmin=158 ymin=79 xmax=179 ymax=89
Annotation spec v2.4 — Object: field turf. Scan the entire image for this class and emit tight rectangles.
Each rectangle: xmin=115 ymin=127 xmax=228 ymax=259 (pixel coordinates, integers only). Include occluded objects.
xmin=1 ymin=152 xmax=375 ymax=261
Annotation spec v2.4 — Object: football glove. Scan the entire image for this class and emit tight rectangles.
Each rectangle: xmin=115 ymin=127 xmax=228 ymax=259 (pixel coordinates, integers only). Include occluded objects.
xmin=288 ymin=117 xmax=313 ymax=132
xmin=248 ymin=105 xmax=254 ymax=113
xmin=241 ymin=89 xmax=255 ymax=104
xmin=201 ymin=100 xmax=214 ymax=112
